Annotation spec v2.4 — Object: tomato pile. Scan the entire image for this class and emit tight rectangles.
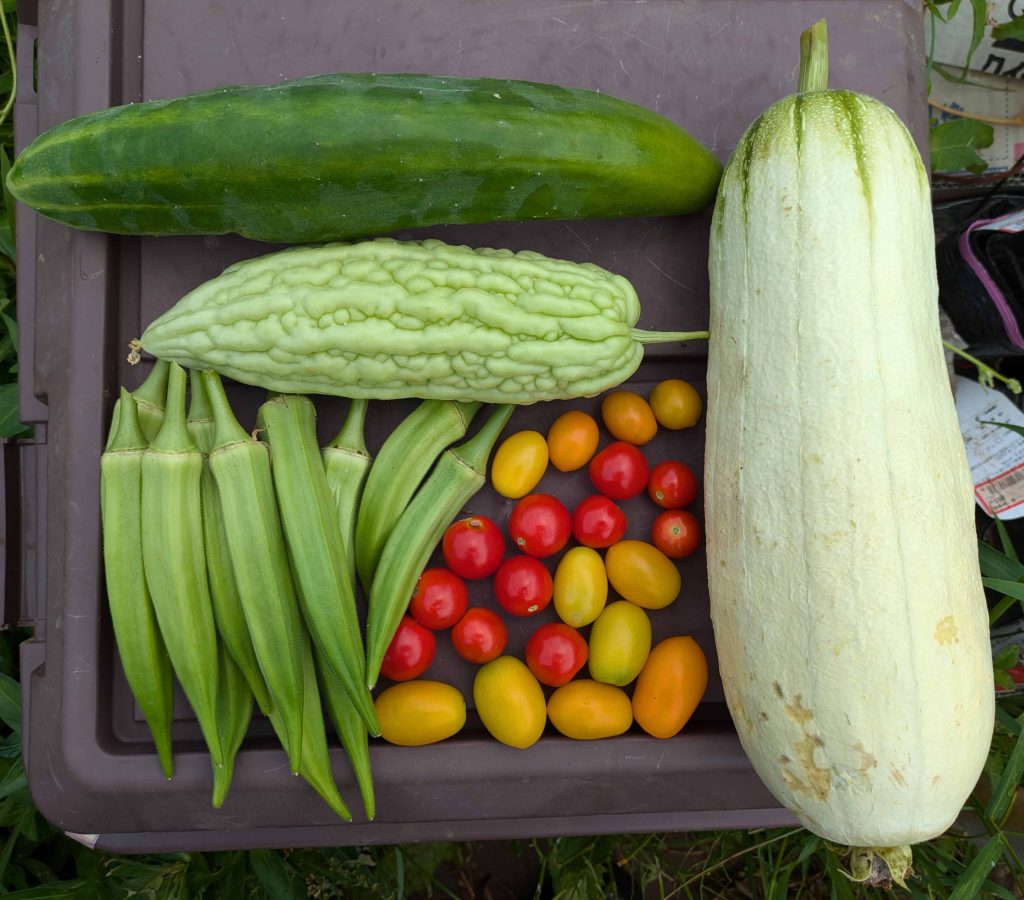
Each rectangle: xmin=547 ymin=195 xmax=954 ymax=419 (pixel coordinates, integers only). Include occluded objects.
xmin=373 ymin=379 xmax=710 ymax=750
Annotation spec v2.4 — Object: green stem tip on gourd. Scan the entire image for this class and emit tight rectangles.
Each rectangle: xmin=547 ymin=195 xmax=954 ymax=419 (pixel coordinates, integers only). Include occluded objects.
xmin=798 ymin=20 xmax=829 ymax=94
xmin=842 ymin=845 xmax=912 ymax=891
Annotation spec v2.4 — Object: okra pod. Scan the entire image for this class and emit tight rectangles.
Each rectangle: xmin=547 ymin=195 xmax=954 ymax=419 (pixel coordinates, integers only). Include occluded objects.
xmin=323 ymin=399 xmax=372 ymax=587
xmin=188 ymin=371 xmax=273 ymax=717
xmin=266 ymin=635 xmax=352 ymax=821
xmin=211 ymin=642 xmax=253 ymax=808
xmin=353 ymin=399 xmax=480 ymax=591
xmin=141 ymin=363 xmax=223 ymax=768
xmin=105 ymin=358 xmax=171 ymax=451
xmin=203 ymin=370 xmax=306 ymax=773
xmin=258 ymin=394 xmax=380 ymax=736
xmin=101 ymin=387 xmax=175 ymax=779
xmin=316 ymin=648 xmax=375 ymax=821
xmin=366 ymin=404 xmax=514 ymax=688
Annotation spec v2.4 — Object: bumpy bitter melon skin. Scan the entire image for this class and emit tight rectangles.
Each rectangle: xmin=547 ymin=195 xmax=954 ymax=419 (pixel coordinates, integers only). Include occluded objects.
xmin=139 ymin=238 xmax=661 ymax=403
xmin=7 ymin=72 xmax=722 ymax=242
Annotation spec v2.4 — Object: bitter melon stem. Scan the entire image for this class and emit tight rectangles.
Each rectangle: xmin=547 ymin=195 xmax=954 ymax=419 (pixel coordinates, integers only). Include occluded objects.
xmin=631 ymin=328 xmax=710 ymax=345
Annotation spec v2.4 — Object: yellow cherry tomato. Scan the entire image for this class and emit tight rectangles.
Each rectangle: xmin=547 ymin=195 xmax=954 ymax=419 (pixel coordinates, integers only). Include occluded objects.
xmin=632 ymin=636 xmax=708 ymax=739
xmin=490 ymin=430 xmax=549 ymax=499
xmin=553 ymin=546 xmax=608 ymax=628
xmin=547 ymin=680 xmax=633 ymax=740
xmin=605 ymin=540 xmax=681 ymax=610
xmin=473 ymin=656 xmax=547 ymax=749
xmin=375 ymin=680 xmax=467 ymax=746
xmin=547 ymin=410 xmax=600 ymax=472
xmin=649 ymin=379 xmax=703 ymax=430
xmin=600 ymin=391 xmax=658 ymax=445
xmin=587 ymin=600 xmax=652 ymax=686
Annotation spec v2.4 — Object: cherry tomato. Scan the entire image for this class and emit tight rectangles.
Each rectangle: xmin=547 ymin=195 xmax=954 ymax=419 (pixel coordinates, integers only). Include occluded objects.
xmin=380 ymin=616 xmax=437 ymax=682
xmin=633 ymin=636 xmax=708 ymax=739
xmin=589 ymin=442 xmax=649 ymax=500
xmin=571 ymin=495 xmax=628 ymax=549
xmin=547 ymin=410 xmax=600 ymax=472
xmin=490 ymin=430 xmax=549 ymax=499
xmin=601 ymin=391 xmax=658 ymax=445
xmin=525 ymin=622 xmax=589 ymax=687
xmin=376 ymin=681 xmax=467 ymax=746
xmin=508 ymin=493 xmax=571 ymax=558
xmin=494 ymin=555 xmax=553 ymax=617
xmin=649 ymin=379 xmax=702 ymax=430
xmin=605 ymin=540 xmax=681 ymax=609
xmin=442 ymin=516 xmax=505 ymax=580
xmin=451 ymin=608 xmax=508 ymax=664
xmin=652 ymin=509 xmax=702 ymax=559
xmin=409 ymin=568 xmax=469 ymax=630
xmin=474 ymin=657 xmax=547 ymax=749
xmin=553 ymin=546 xmax=608 ymax=628
xmin=647 ymin=460 xmax=699 ymax=509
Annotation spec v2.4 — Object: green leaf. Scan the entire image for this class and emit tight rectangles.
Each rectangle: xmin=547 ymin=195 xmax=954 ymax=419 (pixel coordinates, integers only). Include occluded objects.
xmin=965 ymin=0 xmax=988 ymax=70
xmin=996 ymin=518 xmax=1019 ymax=562
xmin=996 ymin=669 xmax=1016 ymax=690
xmin=983 ymin=578 xmax=1024 ymax=602
xmin=948 ymin=834 xmax=1005 ymax=900
xmin=0 ymin=671 xmax=21 ymax=733
xmin=986 ymin=723 xmax=1024 ymax=821
xmin=990 ymin=593 xmax=1018 ymax=626
xmin=249 ymin=850 xmax=304 ymax=900
xmin=0 ymin=382 xmax=26 ymax=438
xmin=979 ymin=540 xmax=1024 ymax=581
xmin=1 ymin=882 xmax=92 ymax=900
xmin=0 ymin=146 xmax=12 ymax=259
xmin=992 ymin=17 xmax=1024 ymax=42
xmin=995 ymin=643 xmax=1020 ymax=670
xmin=984 ymin=421 xmax=1024 ymax=440
xmin=930 ymin=118 xmax=994 ymax=174
xmin=0 ymin=758 xmax=27 ymax=803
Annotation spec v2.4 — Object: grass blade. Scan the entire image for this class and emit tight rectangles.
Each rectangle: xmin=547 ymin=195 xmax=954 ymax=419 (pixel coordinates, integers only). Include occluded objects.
xmin=985 ymin=723 xmax=1024 ymax=822
xmin=948 ymin=834 xmax=1004 ymax=900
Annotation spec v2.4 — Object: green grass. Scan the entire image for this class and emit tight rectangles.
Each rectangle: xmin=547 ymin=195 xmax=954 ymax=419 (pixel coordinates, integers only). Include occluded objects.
xmin=1 ymin=5 xmax=1023 ymax=898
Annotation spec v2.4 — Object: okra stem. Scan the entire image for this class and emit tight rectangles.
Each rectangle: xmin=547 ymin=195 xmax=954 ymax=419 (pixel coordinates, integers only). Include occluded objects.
xmin=354 ymin=399 xmax=480 ymax=591
xmin=134 ymin=358 xmax=171 ymax=443
xmin=141 ymin=363 xmax=224 ymax=768
xmin=323 ymin=399 xmax=373 ymax=587
xmin=101 ymin=387 xmax=175 ymax=779
xmin=365 ymin=404 xmax=514 ymax=688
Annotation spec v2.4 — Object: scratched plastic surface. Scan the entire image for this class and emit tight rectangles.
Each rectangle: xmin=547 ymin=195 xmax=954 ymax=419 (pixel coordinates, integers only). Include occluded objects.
xmin=17 ymin=0 xmax=927 ymax=850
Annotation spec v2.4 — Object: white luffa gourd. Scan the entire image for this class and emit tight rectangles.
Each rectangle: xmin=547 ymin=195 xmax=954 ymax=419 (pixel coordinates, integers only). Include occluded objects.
xmin=705 ymin=21 xmax=993 ymax=875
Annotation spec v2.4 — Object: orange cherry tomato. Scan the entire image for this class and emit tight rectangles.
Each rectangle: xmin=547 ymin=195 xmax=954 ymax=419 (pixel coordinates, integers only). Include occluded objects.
xmin=649 ymin=379 xmax=702 ymax=430
xmin=600 ymin=391 xmax=658 ymax=446
xmin=632 ymin=636 xmax=708 ymax=739
xmin=547 ymin=410 xmax=600 ymax=472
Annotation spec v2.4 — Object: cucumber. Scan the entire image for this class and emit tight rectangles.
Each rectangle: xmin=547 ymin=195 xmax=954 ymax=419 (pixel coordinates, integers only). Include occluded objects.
xmin=7 ymin=72 xmax=722 ymax=243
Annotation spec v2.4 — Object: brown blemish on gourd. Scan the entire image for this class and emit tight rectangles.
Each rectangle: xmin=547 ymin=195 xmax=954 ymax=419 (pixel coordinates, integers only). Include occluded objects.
xmin=779 ymin=754 xmax=791 ymax=764
xmin=773 ymin=681 xmax=784 ymax=699
xmin=759 ymin=711 xmax=769 ymax=722
xmin=934 ymin=615 xmax=958 ymax=646
xmin=784 ymin=695 xmax=814 ymax=725
xmin=890 ymin=766 xmax=906 ymax=786
xmin=853 ymin=742 xmax=877 ymax=772
xmin=782 ymin=734 xmax=831 ymax=802
xmin=932 ymin=775 xmax=941 ymax=786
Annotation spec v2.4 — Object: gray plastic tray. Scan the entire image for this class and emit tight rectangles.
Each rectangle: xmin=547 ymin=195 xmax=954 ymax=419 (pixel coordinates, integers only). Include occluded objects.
xmin=11 ymin=0 xmax=927 ymax=852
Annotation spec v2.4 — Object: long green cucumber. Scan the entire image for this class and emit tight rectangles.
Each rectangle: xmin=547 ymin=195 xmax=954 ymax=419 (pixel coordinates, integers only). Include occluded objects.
xmin=7 ymin=72 xmax=721 ymax=243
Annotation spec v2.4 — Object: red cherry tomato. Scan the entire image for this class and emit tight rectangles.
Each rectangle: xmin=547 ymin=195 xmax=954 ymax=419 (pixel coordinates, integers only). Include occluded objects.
xmin=380 ymin=616 xmax=437 ymax=681
xmin=442 ymin=516 xmax=505 ymax=579
xmin=409 ymin=568 xmax=470 ymax=630
xmin=589 ymin=442 xmax=649 ymax=500
xmin=572 ymin=495 xmax=628 ymax=549
xmin=451 ymin=608 xmax=508 ymax=664
xmin=651 ymin=509 xmax=702 ymax=559
xmin=494 ymin=556 xmax=553 ymax=617
xmin=508 ymin=493 xmax=572 ymax=558
xmin=647 ymin=460 xmax=698 ymax=509
xmin=525 ymin=622 xmax=589 ymax=687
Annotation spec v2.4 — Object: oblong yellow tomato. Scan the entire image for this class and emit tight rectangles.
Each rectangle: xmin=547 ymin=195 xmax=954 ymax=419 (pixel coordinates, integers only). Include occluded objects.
xmin=600 ymin=391 xmax=658 ymax=445
xmin=490 ymin=430 xmax=549 ymax=499
xmin=632 ymin=636 xmax=708 ymax=739
xmin=553 ymin=546 xmax=608 ymax=628
xmin=473 ymin=656 xmax=546 ymax=749
xmin=605 ymin=540 xmax=681 ymax=609
xmin=375 ymin=680 xmax=467 ymax=746
xmin=547 ymin=410 xmax=600 ymax=472
xmin=547 ymin=680 xmax=633 ymax=740
xmin=588 ymin=600 xmax=651 ymax=686
xmin=649 ymin=379 xmax=702 ymax=430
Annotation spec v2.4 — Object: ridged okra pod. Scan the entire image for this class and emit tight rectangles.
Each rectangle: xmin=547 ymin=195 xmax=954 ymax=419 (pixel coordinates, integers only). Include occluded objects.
xmin=141 ymin=363 xmax=223 ymax=768
xmin=267 ymin=635 xmax=351 ymax=821
xmin=188 ymin=371 xmax=273 ymax=716
xmin=366 ymin=404 xmax=514 ymax=687
xmin=101 ymin=387 xmax=175 ymax=779
xmin=354 ymin=399 xmax=480 ymax=591
xmin=105 ymin=358 xmax=171 ymax=451
xmin=212 ymin=642 xmax=253 ymax=808
xmin=203 ymin=370 xmax=306 ymax=772
xmin=323 ymin=399 xmax=373 ymax=587
xmin=316 ymin=649 xmax=375 ymax=820
xmin=257 ymin=394 xmax=380 ymax=736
